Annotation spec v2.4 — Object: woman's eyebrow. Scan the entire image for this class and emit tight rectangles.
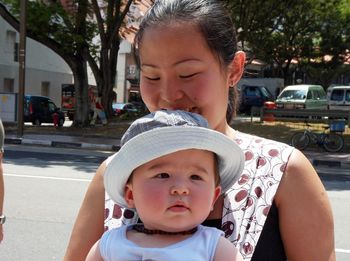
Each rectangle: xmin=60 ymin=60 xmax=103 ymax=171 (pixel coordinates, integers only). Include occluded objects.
xmin=173 ymin=58 xmax=203 ymax=67
xmin=141 ymin=59 xmax=203 ymax=69
xmin=141 ymin=64 xmax=158 ymax=69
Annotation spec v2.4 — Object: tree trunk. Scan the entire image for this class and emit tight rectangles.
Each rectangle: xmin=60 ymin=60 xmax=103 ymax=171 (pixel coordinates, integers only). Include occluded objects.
xmin=97 ymin=38 xmax=120 ymax=118
xmin=71 ymin=49 xmax=90 ymax=127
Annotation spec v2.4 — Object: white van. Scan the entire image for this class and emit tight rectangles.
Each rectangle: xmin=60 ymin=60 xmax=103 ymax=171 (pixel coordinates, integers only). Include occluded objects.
xmin=275 ymin=84 xmax=327 ymax=109
xmin=327 ymin=86 xmax=350 ymax=111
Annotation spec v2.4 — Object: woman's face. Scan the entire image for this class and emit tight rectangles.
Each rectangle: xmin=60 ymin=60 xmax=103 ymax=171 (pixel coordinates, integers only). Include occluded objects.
xmin=139 ymin=24 xmax=238 ymax=132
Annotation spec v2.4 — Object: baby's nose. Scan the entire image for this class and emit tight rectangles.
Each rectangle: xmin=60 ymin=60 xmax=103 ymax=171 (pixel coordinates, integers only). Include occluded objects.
xmin=170 ymin=185 xmax=189 ymax=195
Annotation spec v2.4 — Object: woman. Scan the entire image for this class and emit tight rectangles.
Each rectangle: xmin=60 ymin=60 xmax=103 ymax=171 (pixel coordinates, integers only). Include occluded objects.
xmin=64 ymin=0 xmax=335 ymax=260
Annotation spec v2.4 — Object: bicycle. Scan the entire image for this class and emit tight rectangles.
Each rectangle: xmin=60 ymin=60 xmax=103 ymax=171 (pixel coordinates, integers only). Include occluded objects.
xmin=290 ymin=123 xmax=344 ymax=152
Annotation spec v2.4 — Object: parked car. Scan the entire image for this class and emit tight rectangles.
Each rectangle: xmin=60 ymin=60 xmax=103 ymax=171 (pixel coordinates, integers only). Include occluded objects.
xmin=24 ymin=95 xmax=65 ymax=126
xmin=275 ymin=84 xmax=327 ymax=110
xmin=238 ymin=85 xmax=274 ymax=114
xmin=112 ymin=103 xmax=139 ymax=116
xmin=327 ymin=86 xmax=350 ymax=111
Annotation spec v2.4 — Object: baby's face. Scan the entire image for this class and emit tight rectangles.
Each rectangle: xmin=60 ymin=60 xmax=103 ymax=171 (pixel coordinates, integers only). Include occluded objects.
xmin=124 ymin=149 xmax=221 ymax=232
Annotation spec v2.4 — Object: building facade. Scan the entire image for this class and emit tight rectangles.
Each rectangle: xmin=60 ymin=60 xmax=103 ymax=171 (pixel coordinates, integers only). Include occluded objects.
xmin=0 ymin=16 xmax=73 ymax=107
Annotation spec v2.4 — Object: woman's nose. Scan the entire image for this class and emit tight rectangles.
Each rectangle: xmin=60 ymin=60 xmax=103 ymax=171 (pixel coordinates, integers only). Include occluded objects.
xmin=161 ymin=80 xmax=184 ymax=103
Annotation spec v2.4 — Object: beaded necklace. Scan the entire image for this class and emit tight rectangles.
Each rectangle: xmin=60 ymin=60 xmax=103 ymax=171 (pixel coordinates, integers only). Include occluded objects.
xmin=133 ymin=224 xmax=198 ymax=235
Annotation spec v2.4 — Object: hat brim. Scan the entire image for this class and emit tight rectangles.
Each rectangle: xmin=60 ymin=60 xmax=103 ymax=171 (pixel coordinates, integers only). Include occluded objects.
xmin=104 ymin=126 xmax=244 ymax=208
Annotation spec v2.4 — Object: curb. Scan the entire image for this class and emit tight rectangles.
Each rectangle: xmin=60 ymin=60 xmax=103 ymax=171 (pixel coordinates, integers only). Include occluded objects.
xmin=4 ymin=136 xmax=350 ymax=176
xmin=314 ymin=165 xmax=350 ymax=176
xmin=311 ymin=159 xmax=350 ymax=175
xmin=312 ymin=159 xmax=341 ymax=168
xmin=5 ymin=137 xmax=119 ymax=152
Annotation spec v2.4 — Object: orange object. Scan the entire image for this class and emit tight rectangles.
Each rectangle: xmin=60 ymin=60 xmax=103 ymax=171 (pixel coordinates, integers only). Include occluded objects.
xmin=263 ymin=101 xmax=276 ymax=122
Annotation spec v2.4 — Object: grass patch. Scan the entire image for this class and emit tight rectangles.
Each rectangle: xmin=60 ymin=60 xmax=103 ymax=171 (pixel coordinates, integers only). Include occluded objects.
xmin=4 ymin=118 xmax=132 ymax=139
xmin=4 ymin=117 xmax=350 ymax=153
xmin=233 ymin=120 xmax=350 ymax=152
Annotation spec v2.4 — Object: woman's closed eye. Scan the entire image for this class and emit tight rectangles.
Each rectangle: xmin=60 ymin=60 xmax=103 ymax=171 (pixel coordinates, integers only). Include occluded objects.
xmin=144 ymin=76 xmax=160 ymax=81
xmin=179 ymin=72 xmax=199 ymax=79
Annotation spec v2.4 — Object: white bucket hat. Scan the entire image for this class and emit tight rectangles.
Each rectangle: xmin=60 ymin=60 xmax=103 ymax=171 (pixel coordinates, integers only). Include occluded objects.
xmin=104 ymin=110 xmax=245 ymax=208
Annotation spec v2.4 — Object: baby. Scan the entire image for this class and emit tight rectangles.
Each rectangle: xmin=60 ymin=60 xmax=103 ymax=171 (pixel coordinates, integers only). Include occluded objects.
xmin=86 ymin=110 xmax=244 ymax=261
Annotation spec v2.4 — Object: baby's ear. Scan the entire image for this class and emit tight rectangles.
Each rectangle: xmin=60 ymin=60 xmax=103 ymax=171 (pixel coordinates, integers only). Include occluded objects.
xmin=124 ymin=184 xmax=135 ymax=208
xmin=212 ymin=186 xmax=222 ymax=207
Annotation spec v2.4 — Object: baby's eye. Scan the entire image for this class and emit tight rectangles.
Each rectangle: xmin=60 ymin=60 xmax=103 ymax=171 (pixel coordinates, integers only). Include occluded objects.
xmin=155 ymin=173 xmax=170 ymax=179
xmin=190 ymin=174 xmax=203 ymax=181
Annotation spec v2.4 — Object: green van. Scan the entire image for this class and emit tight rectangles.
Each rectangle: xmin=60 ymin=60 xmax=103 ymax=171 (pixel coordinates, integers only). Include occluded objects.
xmin=275 ymin=84 xmax=327 ymax=110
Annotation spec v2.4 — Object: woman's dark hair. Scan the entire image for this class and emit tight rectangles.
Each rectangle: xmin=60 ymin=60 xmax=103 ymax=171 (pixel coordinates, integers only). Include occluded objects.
xmin=133 ymin=0 xmax=240 ymax=122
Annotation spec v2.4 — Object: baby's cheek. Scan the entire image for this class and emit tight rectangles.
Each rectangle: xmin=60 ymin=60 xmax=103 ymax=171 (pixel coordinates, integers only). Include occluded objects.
xmin=145 ymin=189 xmax=167 ymax=208
xmin=147 ymin=186 xmax=166 ymax=200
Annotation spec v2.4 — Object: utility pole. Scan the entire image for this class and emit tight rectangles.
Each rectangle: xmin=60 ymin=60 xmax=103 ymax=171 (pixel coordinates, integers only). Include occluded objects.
xmin=18 ymin=0 xmax=27 ymax=137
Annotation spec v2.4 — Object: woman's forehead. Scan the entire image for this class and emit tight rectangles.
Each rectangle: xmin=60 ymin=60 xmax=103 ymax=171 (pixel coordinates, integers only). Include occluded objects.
xmin=139 ymin=25 xmax=214 ymax=65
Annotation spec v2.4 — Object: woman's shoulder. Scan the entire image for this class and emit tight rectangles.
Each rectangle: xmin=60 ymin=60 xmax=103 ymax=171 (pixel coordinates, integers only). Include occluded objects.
xmin=234 ymin=130 xmax=294 ymax=157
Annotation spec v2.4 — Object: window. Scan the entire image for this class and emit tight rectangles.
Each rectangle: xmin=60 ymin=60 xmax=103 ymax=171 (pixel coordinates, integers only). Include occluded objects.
xmin=6 ymin=30 xmax=18 ymax=62
xmin=306 ymin=91 xmax=313 ymax=99
xmin=14 ymin=43 xmax=19 ymax=62
xmin=245 ymin=86 xmax=259 ymax=96
xmin=345 ymin=90 xmax=350 ymax=102
xmin=41 ymin=82 xmax=50 ymax=97
xmin=318 ymin=90 xmax=326 ymax=99
xmin=331 ymin=89 xmax=344 ymax=101
xmin=313 ymin=90 xmax=326 ymax=100
xmin=3 ymin=78 xmax=14 ymax=93
xmin=48 ymin=102 xmax=57 ymax=113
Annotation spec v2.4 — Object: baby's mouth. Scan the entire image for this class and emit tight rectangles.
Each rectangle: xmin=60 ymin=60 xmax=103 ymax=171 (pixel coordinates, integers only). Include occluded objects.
xmin=168 ymin=204 xmax=189 ymax=212
xmin=168 ymin=200 xmax=190 ymax=212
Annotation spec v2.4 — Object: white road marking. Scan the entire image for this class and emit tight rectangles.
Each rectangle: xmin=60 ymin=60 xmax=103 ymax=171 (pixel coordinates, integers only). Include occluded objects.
xmin=336 ymin=248 xmax=350 ymax=254
xmin=4 ymin=173 xmax=91 ymax=182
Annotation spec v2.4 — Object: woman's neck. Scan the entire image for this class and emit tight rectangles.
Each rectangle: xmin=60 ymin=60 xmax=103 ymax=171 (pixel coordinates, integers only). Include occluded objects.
xmin=224 ymin=124 xmax=236 ymax=139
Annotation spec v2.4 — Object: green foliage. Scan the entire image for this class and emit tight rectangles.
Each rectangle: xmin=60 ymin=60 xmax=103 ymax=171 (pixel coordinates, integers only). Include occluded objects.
xmin=224 ymin=0 xmax=350 ymax=84
xmin=2 ymin=0 xmax=98 ymax=56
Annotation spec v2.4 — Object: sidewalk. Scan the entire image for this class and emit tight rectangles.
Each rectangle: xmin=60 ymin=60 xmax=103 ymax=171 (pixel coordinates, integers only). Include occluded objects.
xmin=5 ymin=133 xmax=121 ymax=151
xmin=4 ymin=133 xmax=350 ymax=176
xmin=303 ymin=151 xmax=350 ymax=176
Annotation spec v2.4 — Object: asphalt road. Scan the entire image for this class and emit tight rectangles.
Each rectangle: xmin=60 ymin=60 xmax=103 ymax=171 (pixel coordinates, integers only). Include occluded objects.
xmin=0 ymin=145 xmax=349 ymax=260
xmin=0 ymin=145 xmax=112 ymax=261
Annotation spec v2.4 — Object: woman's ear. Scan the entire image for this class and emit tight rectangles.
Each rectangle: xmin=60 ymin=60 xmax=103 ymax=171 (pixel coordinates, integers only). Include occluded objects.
xmin=124 ymin=184 xmax=135 ymax=208
xmin=227 ymin=51 xmax=246 ymax=86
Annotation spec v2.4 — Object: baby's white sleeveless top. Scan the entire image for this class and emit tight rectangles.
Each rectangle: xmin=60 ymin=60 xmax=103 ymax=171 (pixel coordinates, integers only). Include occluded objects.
xmin=99 ymin=225 xmax=223 ymax=261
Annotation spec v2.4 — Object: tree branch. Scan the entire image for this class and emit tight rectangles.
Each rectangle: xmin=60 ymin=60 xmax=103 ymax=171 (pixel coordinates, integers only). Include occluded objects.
xmin=109 ymin=0 xmax=133 ymax=46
